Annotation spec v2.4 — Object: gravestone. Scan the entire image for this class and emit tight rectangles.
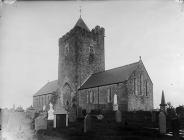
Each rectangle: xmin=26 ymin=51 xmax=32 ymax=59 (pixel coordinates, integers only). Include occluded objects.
xmin=113 ymin=94 xmax=118 ymax=111
xmin=84 ymin=114 xmax=91 ymax=133
xmin=159 ymin=111 xmax=166 ymax=134
xmin=48 ymin=103 xmax=54 ymax=120
xmin=35 ymin=115 xmax=47 ymax=131
xmin=115 ymin=110 xmax=122 ymax=123
xmin=47 ymin=103 xmax=54 ymax=129
xmin=43 ymin=105 xmax=46 ymax=111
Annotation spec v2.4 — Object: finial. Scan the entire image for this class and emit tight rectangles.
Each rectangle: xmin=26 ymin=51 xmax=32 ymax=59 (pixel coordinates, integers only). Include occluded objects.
xmin=139 ymin=56 xmax=141 ymax=60
xmin=79 ymin=6 xmax=82 ymax=18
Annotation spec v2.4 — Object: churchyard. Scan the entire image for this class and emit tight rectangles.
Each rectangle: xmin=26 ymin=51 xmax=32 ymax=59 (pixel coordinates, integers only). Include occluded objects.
xmin=31 ymin=108 xmax=184 ymax=140
xmin=1 ymin=106 xmax=184 ymax=140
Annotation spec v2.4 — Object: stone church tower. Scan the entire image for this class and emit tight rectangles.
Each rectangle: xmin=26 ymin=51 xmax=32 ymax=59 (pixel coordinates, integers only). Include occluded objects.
xmin=58 ymin=17 xmax=105 ymax=120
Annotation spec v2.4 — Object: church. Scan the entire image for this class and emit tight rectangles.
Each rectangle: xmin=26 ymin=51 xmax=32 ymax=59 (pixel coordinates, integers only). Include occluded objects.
xmin=33 ymin=16 xmax=153 ymax=121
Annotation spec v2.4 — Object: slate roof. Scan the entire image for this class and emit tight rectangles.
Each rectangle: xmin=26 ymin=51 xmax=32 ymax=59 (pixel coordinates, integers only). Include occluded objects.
xmin=79 ymin=61 xmax=140 ymax=90
xmin=33 ymin=80 xmax=58 ymax=97
xmin=74 ymin=17 xmax=90 ymax=31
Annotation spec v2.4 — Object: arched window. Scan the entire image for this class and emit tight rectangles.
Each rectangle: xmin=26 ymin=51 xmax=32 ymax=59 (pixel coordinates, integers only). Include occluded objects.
xmin=63 ymin=83 xmax=72 ymax=106
xmin=140 ymin=74 xmax=143 ymax=95
xmin=146 ymin=81 xmax=148 ymax=96
xmin=133 ymin=78 xmax=137 ymax=95
xmin=86 ymin=93 xmax=89 ymax=104
xmin=89 ymin=90 xmax=94 ymax=103
xmin=107 ymin=88 xmax=111 ymax=103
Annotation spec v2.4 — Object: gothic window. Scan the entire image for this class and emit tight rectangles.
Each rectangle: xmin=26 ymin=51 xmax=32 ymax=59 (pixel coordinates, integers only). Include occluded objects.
xmin=140 ymin=74 xmax=143 ymax=95
xmin=63 ymin=83 xmax=72 ymax=107
xmin=89 ymin=90 xmax=94 ymax=103
xmin=86 ymin=93 xmax=89 ymax=104
xmin=64 ymin=43 xmax=69 ymax=56
xmin=89 ymin=40 xmax=95 ymax=64
xmin=146 ymin=81 xmax=148 ymax=96
xmin=133 ymin=78 xmax=137 ymax=95
xmin=107 ymin=88 xmax=111 ymax=103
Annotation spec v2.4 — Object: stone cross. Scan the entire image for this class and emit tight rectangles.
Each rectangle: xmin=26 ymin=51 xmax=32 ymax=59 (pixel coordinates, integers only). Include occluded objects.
xmin=48 ymin=103 xmax=54 ymax=120
xmin=113 ymin=94 xmax=118 ymax=111
xmin=159 ymin=111 xmax=166 ymax=134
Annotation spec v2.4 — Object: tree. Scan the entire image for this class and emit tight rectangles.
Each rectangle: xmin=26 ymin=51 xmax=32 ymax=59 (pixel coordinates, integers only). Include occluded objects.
xmin=176 ymin=105 xmax=184 ymax=117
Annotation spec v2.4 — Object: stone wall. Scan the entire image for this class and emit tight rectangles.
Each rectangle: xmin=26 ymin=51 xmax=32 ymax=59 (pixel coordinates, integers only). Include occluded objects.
xmin=79 ymin=61 xmax=153 ymax=112
xmin=79 ymin=82 xmax=128 ymax=112
xmin=127 ymin=61 xmax=153 ymax=111
xmin=58 ymin=25 xmax=105 ymax=111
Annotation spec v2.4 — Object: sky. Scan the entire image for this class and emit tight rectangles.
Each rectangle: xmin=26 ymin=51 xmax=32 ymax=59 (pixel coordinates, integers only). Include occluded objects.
xmin=0 ymin=0 xmax=184 ymax=109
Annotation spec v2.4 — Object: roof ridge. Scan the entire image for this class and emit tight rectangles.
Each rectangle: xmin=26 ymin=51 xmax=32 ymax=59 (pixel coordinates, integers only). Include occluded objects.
xmin=91 ymin=61 xmax=139 ymax=76
xmin=33 ymin=80 xmax=58 ymax=97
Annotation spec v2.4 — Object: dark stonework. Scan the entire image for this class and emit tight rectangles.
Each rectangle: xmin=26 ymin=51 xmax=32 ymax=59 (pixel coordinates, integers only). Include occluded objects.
xmin=58 ymin=18 xmax=105 ymax=120
xmin=56 ymin=17 xmax=153 ymax=121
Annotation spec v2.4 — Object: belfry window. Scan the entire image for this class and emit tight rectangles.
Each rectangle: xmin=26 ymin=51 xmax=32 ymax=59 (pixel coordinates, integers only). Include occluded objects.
xmin=89 ymin=40 xmax=95 ymax=54
xmin=89 ymin=45 xmax=95 ymax=54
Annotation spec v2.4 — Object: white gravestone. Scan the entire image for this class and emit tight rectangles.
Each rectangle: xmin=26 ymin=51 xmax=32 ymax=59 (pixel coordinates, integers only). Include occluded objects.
xmin=48 ymin=103 xmax=54 ymax=120
xmin=159 ymin=111 xmax=166 ymax=134
xmin=113 ymin=94 xmax=118 ymax=111
xmin=43 ymin=105 xmax=46 ymax=111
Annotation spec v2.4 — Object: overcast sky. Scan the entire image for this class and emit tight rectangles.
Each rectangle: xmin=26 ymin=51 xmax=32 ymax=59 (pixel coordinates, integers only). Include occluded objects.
xmin=0 ymin=0 xmax=184 ymax=109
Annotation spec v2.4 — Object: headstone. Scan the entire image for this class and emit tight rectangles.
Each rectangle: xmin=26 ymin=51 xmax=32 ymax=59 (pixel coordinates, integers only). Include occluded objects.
xmin=43 ymin=105 xmax=46 ymax=111
xmin=48 ymin=103 xmax=54 ymax=120
xmin=113 ymin=94 xmax=118 ymax=111
xmin=115 ymin=110 xmax=122 ymax=123
xmin=159 ymin=111 xmax=166 ymax=134
xmin=84 ymin=114 xmax=91 ymax=133
xmin=35 ymin=115 xmax=47 ymax=131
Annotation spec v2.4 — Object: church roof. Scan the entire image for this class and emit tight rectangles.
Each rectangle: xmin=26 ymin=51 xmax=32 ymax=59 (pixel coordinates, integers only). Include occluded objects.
xmin=74 ymin=17 xmax=90 ymax=31
xmin=33 ymin=80 xmax=58 ymax=97
xmin=79 ymin=61 xmax=140 ymax=90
